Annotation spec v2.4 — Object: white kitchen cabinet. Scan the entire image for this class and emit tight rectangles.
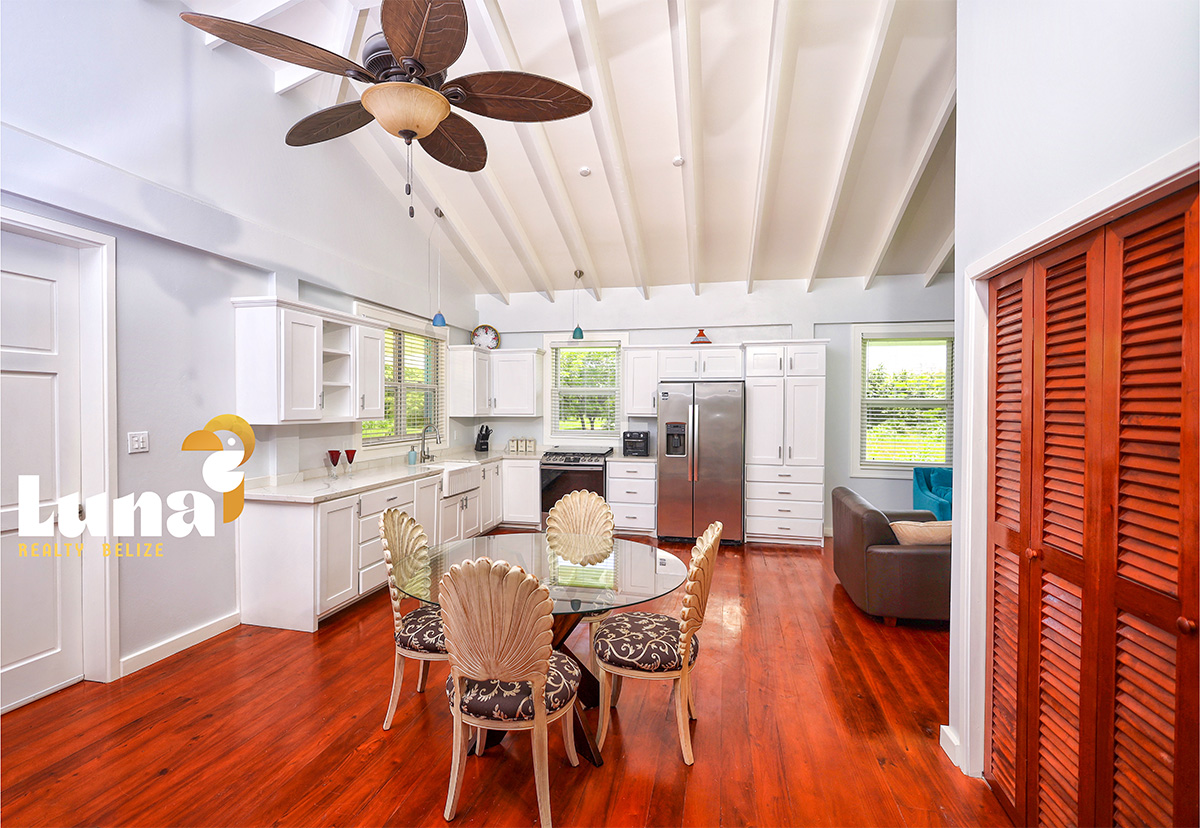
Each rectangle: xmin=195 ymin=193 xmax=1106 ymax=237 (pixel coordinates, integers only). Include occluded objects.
xmin=784 ymin=377 xmax=825 ymax=466
xmin=490 ymin=349 xmax=543 ymax=416
xmin=440 ymin=496 xmax=462 ymax=544
xmin=317 ymin=496 xmax=359 ymax=614
xmin=658 ymin=349 xmax=700 ymax=380
xmin=698 ymin=347 xmax=743 ymax=379
xmin=448 ymin=346 xmax=492 ymax=417
xmin=357 ymin=481 xmax=414 ymax=595
xmin=441 ymin=488 xmax=482 ymax=542
xmin=745 ymin=377 xmax=786 ymax=466
xmin=744 ymin=344 xmax=786 ymax=377
xmin=786 ymin=343 xmax=826 ymax=376
xmin=490 ymin=463 xmax=503 ymax=528
xmin=415 ymin=475 xmax=440 ymax=542
xmin=606 ymin=461 xmax=656 ymax=534
xmin=355 ymin=325 xmax=385 ymax=420
xmin=501 ymin=458 xmax=541 ymax=525
xmin=233 ymin=297 xmax=387 ymax=425
xmin=480 ymin=463 xmax=500 ymax=532
xmin=623 ymin=348 xmax=659 ymax=416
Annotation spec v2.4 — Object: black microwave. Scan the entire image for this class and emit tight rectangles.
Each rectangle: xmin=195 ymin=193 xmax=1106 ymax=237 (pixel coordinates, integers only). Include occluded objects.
xmin=622 ymin=431 xmax=649 ymax=457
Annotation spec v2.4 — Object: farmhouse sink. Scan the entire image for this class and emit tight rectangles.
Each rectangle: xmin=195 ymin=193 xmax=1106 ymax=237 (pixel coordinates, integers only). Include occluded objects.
xmin=427 ymin=460 xmax=482 ymax=496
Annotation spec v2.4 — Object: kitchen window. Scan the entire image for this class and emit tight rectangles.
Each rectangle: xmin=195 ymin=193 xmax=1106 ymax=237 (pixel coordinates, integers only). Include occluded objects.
xmin=851 ymin=322 xmax=954 ymax=478
xmin=548 ymin=341 xmax=621 ymax=440
xmin=362 ymin=328 xmax=445 ymax=445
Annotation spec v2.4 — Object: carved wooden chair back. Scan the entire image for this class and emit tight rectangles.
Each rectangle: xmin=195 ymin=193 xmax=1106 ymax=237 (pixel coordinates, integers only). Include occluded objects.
xmin=679 ymin=521 xmax=723 ymax=656
xmin=545 ymin=490 xmax=614 ymax=540
xmin=379 ymin=509 xmax=430 ymax=633
xmin=439 ymin=558 xmax=555 ymax=695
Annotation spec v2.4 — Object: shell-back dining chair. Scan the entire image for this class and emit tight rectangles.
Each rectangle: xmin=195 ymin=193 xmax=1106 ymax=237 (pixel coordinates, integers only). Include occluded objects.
xmin=379 ymin=508 xmax=446 ymax=731
xmin=546 ymin=490 xmax=615 ymax=671
xmin=440 ymin=558 xmax=581 ymax=828
xmin=592 ymin=521 xmax=723 ymax=765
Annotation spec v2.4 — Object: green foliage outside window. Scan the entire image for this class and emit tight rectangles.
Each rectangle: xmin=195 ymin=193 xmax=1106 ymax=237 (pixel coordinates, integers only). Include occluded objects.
xmin=860 ymin=338 xmax=952 ymax=465
xmin=553 ymin=346 xmax=618 ymax=435
xmin=363 ymin=330 xmax=440 ymax=444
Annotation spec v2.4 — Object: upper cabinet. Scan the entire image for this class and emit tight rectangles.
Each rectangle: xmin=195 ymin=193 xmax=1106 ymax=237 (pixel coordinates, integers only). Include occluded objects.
xmin=657 ymin=346 xmax=744 ymax=381
xmin=449 ymin=346 xmax=543 ymax=418
xmin=623 ymin=347 xmax=659 ymax=416
xmin=233 ymin=298 xmax=386 ymax=425
xmin=743 ymin=340 xmax=828 ymax=377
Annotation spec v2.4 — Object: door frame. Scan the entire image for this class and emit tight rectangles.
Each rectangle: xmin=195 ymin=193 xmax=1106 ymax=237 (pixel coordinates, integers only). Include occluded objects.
xmin=2 ymin=206 xmax=119 ymax=684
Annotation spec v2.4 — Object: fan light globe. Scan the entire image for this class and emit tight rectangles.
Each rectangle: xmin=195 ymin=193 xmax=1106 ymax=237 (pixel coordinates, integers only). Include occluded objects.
xmin=361 ymin=82 xmax=451 ymax=140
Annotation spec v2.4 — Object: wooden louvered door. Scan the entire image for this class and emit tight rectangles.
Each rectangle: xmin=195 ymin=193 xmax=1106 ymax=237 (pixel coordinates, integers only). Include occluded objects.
xmin=1094 ymin=188 xmax=1198 ymax=828
xmin=985 ymin=184 xmax=1198 ymax=827
xmin=1026 ymin=232 xmax=1105 ymax=828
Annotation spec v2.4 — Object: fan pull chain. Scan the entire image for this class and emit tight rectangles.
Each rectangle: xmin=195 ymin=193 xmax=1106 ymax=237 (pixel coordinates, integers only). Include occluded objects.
xmin=406 ymin=141 xmax=414 ymax=218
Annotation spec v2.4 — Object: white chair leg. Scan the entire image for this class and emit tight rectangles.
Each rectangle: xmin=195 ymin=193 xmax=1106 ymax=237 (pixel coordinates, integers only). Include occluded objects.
xmin=674 ymin=675 xmax=694 ymax=765
xmin=687 ymin=675 xmax=697 ymax=720
xmin=383 ymin=651 xmax=405 ymax=731
xmin=562 ymin=702 xmax=579 ymax=767
xmin=416 ymin=659 xmax=430 ymax=692
xmin=596 ymin=668 xmax=612 ymax=750
xmin=444 ymin=715 xmax=470 ymax=820
xmin=532 ymin=717 xmax=553 ymax=828
xmin=474 ymin=727 xmax=486 ymax=756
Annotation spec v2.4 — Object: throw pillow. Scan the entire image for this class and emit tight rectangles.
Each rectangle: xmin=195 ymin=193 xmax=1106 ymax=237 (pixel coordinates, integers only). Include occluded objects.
xmin=890 ymin=520 xmax=952 ymax=545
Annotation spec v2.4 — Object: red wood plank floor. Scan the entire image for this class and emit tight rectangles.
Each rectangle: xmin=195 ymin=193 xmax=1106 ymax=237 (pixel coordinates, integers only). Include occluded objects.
xmin=1 ymin=538 xmax=1011 ymax=827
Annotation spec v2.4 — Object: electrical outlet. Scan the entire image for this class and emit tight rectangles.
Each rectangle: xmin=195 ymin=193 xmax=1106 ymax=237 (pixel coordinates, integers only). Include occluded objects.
xmin=127 ymin=431 xmax=149 ymax=454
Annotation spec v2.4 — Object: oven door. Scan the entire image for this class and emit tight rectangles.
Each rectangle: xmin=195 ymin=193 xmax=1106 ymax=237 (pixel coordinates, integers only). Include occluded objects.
xmin=540 ymin=465 xmax=606 ymax=522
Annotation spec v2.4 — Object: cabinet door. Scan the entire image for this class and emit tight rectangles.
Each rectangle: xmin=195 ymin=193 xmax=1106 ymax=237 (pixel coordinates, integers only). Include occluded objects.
xmin=491 ymin=352 xmax=536 ymax=416
xmin=414 ymin=476 xmax=440 ymax=543
xmin=784 ymin=377 xmax=825 ymax=466
xmin=699 ymin=348 xmax=743 ymax=379
xmin=502 ymin=460 xmax=541 ymax=524
xmin=317 ymin=497 xmax=359 ymax=613
xmin=786 ymin=343 xmax=826 ymax=376
xmin=474 ymin=350 xmax=491 ymax=415
xmin=490 ymin=464 xmax=503 ymax=527
xmin=624 ymin=349 xmax=659 ymax=415
xmin=744 ymin=345 xmax=785 ymax=377
xmin=281 ymin=309 xmax=323 ymax=421
xmin=440 ymin=496 xmax=462 ymax=544
xmin=658 ymin=349 xmax=699 ymax=379
xmin=745 ymin=377 xmax=785 ymax=465
xmin=355 ymin=326 xmax=385 ymax=420
xmin=461 ymin=491 xmax=481 ymax=539
xmin=480 ymin=465 xmax=496 ymax=530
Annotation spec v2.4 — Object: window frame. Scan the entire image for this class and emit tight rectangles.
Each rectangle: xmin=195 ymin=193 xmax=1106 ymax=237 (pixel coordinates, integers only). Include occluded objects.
xmin=541 ymin=333 xmax=628 ymax=446
xmin=850 ymin=321 xmax=955 ymax=480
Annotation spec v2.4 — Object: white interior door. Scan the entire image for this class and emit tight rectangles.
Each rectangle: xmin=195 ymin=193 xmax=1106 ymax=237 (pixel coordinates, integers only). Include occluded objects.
xmin=1 ymin=229 xmax=84 ymax=711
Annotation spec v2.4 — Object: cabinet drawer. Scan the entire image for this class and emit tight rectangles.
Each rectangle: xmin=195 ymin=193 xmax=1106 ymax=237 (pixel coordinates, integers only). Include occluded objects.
xmin=359 ymin=500 xmax=413 ymax=540
xmin=606 ymin=477 xmax=656 ymax=504
xmin=358 ymin=559 xmax=388 ymax=594
xmin=746 ymin=481 xmax=823 ymax=502
xmin=745 ymin=499 xmax=823 ymax=520
xmin=612 ymin=503 xmax=656 ymax=530
xmin=360 ymin=482 xmax=415 ymax=517
xmin=607 ymin=461 xmax=656 ymax=480
xmin=745 ymin=465 xmax=823 ymax=484
xmin=745 ymin=515 xmax=824 ymax=540
xmin=359 ymin=535 xmax=385 ymax=569
xmin=786 ymin=344 xmax=826 ymax=376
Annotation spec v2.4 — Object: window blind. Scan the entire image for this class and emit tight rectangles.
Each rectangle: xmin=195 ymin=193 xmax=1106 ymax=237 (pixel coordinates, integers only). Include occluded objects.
xmin=858 ymin=336 xmax=954 ymax=466
xmin=550 ymin=342 xmax=621 ymax=439
xmin=362 ymin=328 xmax=446 ymax=445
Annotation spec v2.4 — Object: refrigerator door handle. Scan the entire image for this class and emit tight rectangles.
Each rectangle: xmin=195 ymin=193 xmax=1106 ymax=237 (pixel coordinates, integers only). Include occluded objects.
xmin=688 ymin=402 xmax=696 ymax=482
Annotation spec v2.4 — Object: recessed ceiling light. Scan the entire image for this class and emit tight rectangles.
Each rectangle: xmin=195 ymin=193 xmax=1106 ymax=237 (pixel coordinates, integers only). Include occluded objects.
xmin=579 ymin=166 xmax=591 ymax=177
xmin=672 ymin=156 xmax=685 ymax=167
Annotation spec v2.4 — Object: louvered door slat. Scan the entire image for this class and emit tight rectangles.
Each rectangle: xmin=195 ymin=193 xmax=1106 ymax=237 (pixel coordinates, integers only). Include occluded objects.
xmin=1037 ymin=573 xmax=1084 ymax=828
xmin=991 ymin=544 xmax=1021 ymax=804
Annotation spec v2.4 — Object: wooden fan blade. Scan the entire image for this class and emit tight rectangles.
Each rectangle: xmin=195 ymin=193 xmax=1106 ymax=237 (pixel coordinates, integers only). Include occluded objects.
xmin=418 ymin=113 xmax=486 ymax=172
xmin=286 ymin=101 xmax=375 ymax=147
xmin=380 ymin=0 xmax=468 ymax=78
xmin=181 ymin=13 xmax=376 ymax=82
xmin=441 ymin=71 xmax=592 ymax=122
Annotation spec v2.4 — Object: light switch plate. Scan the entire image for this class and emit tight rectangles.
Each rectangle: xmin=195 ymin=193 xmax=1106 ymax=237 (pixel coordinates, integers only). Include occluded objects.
xmin=127 ymin=431 xmax=149 ymax=453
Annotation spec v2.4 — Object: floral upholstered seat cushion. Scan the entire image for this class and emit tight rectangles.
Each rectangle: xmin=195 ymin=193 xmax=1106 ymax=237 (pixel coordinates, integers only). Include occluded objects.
xmin=445 ymin=652 xmax=581 ymax=722
xmin=593 ymin=611 xmax=698 ymax=672
xmin=394 ymin=604 xmax=446 ymax=654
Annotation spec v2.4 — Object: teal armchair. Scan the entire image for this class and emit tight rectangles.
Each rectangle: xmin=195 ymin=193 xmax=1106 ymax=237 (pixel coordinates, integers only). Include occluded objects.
xmin=913 ymin=467 xmax=953 ymax=521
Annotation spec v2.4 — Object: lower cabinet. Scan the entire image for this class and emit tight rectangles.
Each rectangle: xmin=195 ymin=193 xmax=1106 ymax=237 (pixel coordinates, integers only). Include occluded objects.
xmin=480 ymin=462 xmax=502 ymax=532
xmin=606 ymin=461 xmax=657 ymax=534
xmin=501 ymin=458 xmax=541 ymax=525
xmin=441 ymin=488 xmax=482 ymax=543
xmin=743 ymin=465 xmax=824 ymax=544
xmin=317 ymin=496 xmax=359 ymax=614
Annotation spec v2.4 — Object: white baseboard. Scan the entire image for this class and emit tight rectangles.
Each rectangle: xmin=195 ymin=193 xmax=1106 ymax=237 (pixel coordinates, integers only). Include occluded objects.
xmin=119 ymin=611 xmax=240 ymax=677
xmin=940 ymin=725 xmax=976 ymax=776
xmin=0 ymin=673 xmax=85 ymax=715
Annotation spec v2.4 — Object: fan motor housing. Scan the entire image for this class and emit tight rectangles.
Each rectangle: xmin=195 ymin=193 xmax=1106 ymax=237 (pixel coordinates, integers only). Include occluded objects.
xmin=362 ymin=32 xmax=445 ymax=88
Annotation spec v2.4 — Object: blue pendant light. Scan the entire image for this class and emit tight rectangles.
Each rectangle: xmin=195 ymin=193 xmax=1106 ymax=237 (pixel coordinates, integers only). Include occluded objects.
xmin=430 ymin=208 xmax=446 ymax=326
xmin=572 ymin=325 xmax=584 ymax=340
xmin=432 ymin=311 xmax=447 ymax=327
xmin=571 ymin=269 xmax=585 ymax=339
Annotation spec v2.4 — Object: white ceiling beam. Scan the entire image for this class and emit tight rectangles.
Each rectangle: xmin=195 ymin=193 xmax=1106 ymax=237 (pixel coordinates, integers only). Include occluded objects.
xmin=560 ymin=0 xmax=650 ymax=299
xmin=472 ymin=170 xmax=556 ymax=302
xmin=467 ymin=0 xmax=603 ymax=301
xmin=863 ymin=85 xmax=956 ymax=290
xmin=744 ymin=0 xmax=800 ymax=295
xmin=666 ymin=0 xmax=704 ymax=295
xmin=205 ymin=0 xmax=308 ymax=47
xmin=804 ymin=0 xmax=897 ymax=293
xmin=347 ymin=127 xmax=512 ymax=304
xmin=273 ymin=0 xmax=363 ymax=94
xmin=923 ymin=231 xmax=954 ymax=287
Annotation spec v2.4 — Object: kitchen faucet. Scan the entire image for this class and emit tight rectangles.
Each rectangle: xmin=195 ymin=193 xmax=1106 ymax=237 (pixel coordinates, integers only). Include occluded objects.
xmin=420 ymin=424 xmax=441 ymax=463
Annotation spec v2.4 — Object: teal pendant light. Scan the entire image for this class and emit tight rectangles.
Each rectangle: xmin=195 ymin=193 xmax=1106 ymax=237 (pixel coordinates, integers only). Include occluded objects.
xmin=571 ymin=269 xmax=585 ymax=339
xmin=430 ymin=208 xmax=446 ymax=327
xmin=572 ymin=325 xmax=584 ymax=340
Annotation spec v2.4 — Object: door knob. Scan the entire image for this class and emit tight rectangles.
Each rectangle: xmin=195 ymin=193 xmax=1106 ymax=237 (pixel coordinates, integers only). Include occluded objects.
xmin=1177 ymin=617 xmax=1198 ymax=635
xmin=1024 ymin=548 xmax=1042 ymax=561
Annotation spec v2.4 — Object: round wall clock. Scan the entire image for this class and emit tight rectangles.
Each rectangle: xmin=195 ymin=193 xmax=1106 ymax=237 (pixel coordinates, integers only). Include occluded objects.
xmin=472 ymin=324 xmax=500 ymax=349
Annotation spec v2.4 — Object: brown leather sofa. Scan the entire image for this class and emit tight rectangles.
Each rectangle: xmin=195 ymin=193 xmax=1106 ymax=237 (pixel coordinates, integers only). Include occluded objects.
xmin=831 ymin=487 xmax=951 ymax=624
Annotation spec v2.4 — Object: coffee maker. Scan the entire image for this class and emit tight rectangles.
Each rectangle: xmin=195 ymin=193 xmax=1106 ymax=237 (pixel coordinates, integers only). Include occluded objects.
xmin=475 ymin=424 xmax=492 ymax=452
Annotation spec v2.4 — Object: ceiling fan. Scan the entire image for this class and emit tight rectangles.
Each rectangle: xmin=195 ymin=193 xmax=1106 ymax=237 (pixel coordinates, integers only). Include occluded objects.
xmin=181 ymin=0 xmax=592 ymax=179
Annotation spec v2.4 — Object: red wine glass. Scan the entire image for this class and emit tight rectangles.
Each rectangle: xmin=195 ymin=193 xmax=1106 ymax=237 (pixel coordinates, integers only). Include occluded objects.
xmin=327 ymin=449 xmax=341 ymax=480
xmin=344 ymin=449 xmax=357 ymax=479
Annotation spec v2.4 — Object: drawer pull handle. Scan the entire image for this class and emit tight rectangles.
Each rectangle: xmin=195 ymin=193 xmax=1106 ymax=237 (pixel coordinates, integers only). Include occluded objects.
xmin=778 ymin=491 xmax=790 ymax=495
xmin=778 ymin=474 xmax=791 ymax=478
xmin=779 ymin=509 xmax=791 ymax=513
xmin=386 ymin=496 xmax=399 ymax=502
xmin=779 ymin=526 xmax=790 ymax=531
xmin=626 ymin=490 xmax=638 ymax=494
xmin=625 ymin=515 xmax=638 ymax=520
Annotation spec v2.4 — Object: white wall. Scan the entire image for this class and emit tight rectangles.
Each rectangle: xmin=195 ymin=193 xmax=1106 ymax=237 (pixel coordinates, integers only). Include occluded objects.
xmin=0 ymin=0 xmax=481 ymax=673
xmin=478 ymin=274 xmax=956 ymax=524
xmin=947 ymin=0 xmax=1200 ymax=776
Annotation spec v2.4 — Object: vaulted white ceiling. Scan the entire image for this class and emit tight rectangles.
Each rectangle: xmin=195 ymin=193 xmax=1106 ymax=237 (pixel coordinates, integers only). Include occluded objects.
xmin=182 ymin=0 xmax=956 ymax=302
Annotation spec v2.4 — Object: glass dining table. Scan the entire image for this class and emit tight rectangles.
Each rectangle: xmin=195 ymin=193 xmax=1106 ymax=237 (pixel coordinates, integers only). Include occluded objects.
xmin=392 ymin=532 xmax=689 ymax=766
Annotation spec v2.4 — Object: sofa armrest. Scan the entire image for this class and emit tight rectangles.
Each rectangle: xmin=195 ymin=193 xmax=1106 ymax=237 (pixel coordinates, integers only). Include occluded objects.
xmin=882 ymin=509 xmax=938 ymax=523
xmin=863 ymin=543 xmax=952 ymax=621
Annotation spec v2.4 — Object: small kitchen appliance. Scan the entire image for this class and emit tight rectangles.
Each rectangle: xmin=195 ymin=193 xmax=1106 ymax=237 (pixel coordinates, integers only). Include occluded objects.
xmin=622 ymin=431 xmax=649 ymax=457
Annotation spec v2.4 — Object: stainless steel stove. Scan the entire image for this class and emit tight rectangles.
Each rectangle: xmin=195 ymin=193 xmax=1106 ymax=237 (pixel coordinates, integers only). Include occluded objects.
xmin=540 ymin=448 xmax=613 ymax=468
xmin=540 ymin=447 xmax=614 ymax=521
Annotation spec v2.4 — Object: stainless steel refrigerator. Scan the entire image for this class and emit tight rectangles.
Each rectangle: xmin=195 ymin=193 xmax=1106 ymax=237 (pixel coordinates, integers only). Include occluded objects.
xmin=656 ymin=381 xmax=744 ymax=542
